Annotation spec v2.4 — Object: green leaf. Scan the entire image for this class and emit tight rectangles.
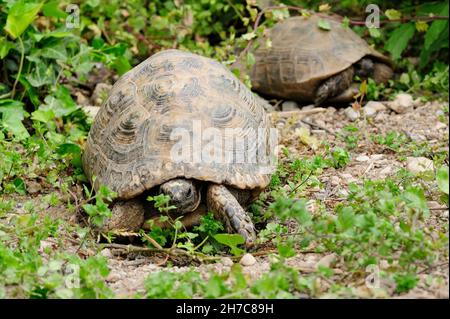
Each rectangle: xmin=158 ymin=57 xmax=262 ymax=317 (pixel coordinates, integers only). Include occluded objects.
xmin=436 ymin=166 xmax=449 ymax=195
xmin=37 ymin=86 xmax=78 ymax=117
xmin=13 ymin=178 xmax=26 ymax=195
xmin=4 ymin=1 xmax=43 ymax=39
xmin=385 ymin=9 xmax=402 ymax=20
xmin=246 ymin=52 xmax=256 ymax=67
xmin=368 ymin=27 xmax=381 ymax=38
xmin=336 ymin=207 xmax=355 ymax=232
xmin=214 ymin=233 xmax=245 ymax=256
xmin=110 ymin=56 xmax=132 ymax=75
xmin=31 ymin=109 xmax=55 ymax=123
xmin=40 ymin=41 xmax=68 ymax=61
xmin=317 ymin=19 xmax=331 ymax=31
xmin=385 ymin=22 xmax=416 ymax=60
xmin=424 ymin=20 xmax=448 ymax=51
xmin=0 ymin=99 xmax=30 ymax=139
xmin=25 ymin=63 xmax=55 ymax=87
xmin=56 ymin=143 xmax=81 ymax=156
xmin=0 ymin=37 xmax=15 ymax=59
xmin=42 ymin=1 xmax=67 ymax=19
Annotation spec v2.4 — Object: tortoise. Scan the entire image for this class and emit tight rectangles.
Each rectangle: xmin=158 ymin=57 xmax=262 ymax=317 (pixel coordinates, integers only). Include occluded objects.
xmin=238 ymin=15 xmax=393 ymax=105
xmin=82 ymin=49 xmax=275 ymax=247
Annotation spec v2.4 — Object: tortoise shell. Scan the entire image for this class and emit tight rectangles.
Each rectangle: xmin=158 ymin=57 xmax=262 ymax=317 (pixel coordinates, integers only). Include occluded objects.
xmin=246 ymin=15 xmax=392 ymax=101
xmin=82 ymin=50 xmax=275 ymax=200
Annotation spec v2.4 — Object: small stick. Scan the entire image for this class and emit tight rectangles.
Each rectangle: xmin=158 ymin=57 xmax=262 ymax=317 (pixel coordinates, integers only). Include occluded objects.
xmin=269 ymin=108 xmax=326 ymax=118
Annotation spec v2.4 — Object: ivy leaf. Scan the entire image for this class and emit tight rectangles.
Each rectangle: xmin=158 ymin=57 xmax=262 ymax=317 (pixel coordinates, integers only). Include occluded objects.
xmin=25 ymin=63 xmax=55 ymax=87
xmin=214 ymin=233 xmax=245 ymax=256
xmin=246 ymin=52 xmax=256 ymax=67
xmin=40 ymin=41 xmax=68 ymax=62
xmin=38 ymin=86 xmax=79 ymax=117
xmin=4 ymin=1 xmax=43 ymax=39
xmin=0 ymin=37 xmax=15 ymax=59
xmin=385 ymin=22 xmax=415 ymax=60
xmin=368 ymin=27 xmax=381 ymax=38
xmin=336 ymin=207 xmax=356 ymax=232
xmin=436 ymin=166 xmax=449 ymax=195
xmin=42 ymin=0 xmax=67 ymax=19
xmin=0 ymin=99 xmax=30 ymax=140
xmin=317 ymin=19 xmax=331 ymax=31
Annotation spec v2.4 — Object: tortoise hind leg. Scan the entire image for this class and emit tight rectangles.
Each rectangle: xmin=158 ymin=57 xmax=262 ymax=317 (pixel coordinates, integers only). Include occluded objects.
xmin=206 ymin=184 xmax=256 ymax=247
xmin=373 ymin=63 xmax=393 ymax=84
xmin=314 ymin=67 xmax=354 ymax=106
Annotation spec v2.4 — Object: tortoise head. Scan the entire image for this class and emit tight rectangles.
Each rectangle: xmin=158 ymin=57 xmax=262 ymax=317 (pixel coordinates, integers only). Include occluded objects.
xmin=159 ymin=179 xmax=201 ymax=214
xmin=355 ymin=58 xmax=374 ymax=78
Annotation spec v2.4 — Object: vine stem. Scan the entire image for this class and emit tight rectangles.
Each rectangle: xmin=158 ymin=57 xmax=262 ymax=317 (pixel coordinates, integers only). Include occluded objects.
xmin=11 ymin=36 xmax=24 ymax=99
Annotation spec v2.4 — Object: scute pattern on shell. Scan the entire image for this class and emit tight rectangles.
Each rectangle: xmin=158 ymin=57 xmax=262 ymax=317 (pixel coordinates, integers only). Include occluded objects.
xmin=248 ymin=15 xmax=391 ymax=101
xmin=82 ymin=50 xmax=274 ymax=200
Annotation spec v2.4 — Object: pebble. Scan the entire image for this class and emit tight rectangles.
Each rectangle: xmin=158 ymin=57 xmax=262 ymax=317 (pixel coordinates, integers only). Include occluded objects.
xmin=281 ymin=100 xmax=300 ymax=111
xmin=406 ymin=157 xmax=434 ymax=173
xmin=340 ymin=173 xmax=358 ymax=184
xmin=378 ymin=166 xmax=392 ymax=178
xmin=355 ymin=155 xmax=370 ymax=162
xmin=240 ymin=253 xmax=257 ymax=267
xmin=330 ymin=175 xmax=340 ymax=186
xmin=220 ymin=257 xmax=233 ymax=267
xmin=370 ymin=154 xmax=384 ymax=161
xmin=315 ymin=253 xmax=336 ymax=270
xmin=82 ymin=106 xmax=100 ymax=118
xmin=363 ymin=105 xmax=377 ymax=118
xmin=26 ymin=180 xmax=42 ymax=194
xmin=388 ymin=93 xmax=414 ymax=113
xmin=301 ymin=104 xmax=315 ymax=111
xmin=365 ymin=101 xmax=387 ymax=112
xmin=100 ymin=248 xmax=113 ymax=258
xmin=344 ymin=107 xmax=360 ymax=121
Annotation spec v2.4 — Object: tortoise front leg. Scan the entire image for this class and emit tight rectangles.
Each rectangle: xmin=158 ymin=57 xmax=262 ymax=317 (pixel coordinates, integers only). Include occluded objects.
xmin=314 ymin=67 xmax=354 ymax=106
xmin=206 ymin=184 xmax=256 ymax=247
xmin=101 ymin=198 xmax=145 ymax=232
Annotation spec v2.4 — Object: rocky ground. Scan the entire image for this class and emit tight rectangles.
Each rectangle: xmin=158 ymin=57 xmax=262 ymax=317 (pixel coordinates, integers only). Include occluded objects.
xmin=93 ymin=94 xmax=449 ymax=299
xmin=2 ymin=87 xmax=448 ymax=299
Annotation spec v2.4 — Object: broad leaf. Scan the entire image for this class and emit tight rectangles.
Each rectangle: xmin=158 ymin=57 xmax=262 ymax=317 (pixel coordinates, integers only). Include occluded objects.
xmin=436 ymin=166 xmax=449 ymax=195
xmin=214 ymin=233 xmax=245 ymax=256
xmin=0 ymin=37 xmax=15 ymax=59
xmin=0 ymin=99 xmax=30 ymax=140
xmin=385 ymin=22 xmax=415 ymax=60
xmin=4 ymin=1 xmax=43 ymax=39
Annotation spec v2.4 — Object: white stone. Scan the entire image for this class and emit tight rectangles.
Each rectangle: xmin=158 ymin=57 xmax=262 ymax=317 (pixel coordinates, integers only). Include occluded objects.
xmin=82 ymin=106 xmax=100 ymax=118
xmin=355 ymin=155 xmax=370 ymax=162
xmin=315 ymin=253 xmax=336 ymax=269
xmin=220 ymin=257 xmax=233 ymax=267
xmin=240 ymin=253 xmax=256 ymax=266
xmin=389 ymin=93 xmax=414 ymax=113
xmin=406 ymin=157 xmax=434 ymax=173
xmin=281 ymin=100 xmax=299 ymax=111
xmin=370 ymin=154 xmax=384 ymax=161
xmin=100 ymin=248 xmax=113 ymax=258
xmin=344 ymin=107 xmax=360 ymax=121
xmin=330 ymin=175 xmax=340 ymax=186
xmin=365 ymin=101 xmax=387 ymax=112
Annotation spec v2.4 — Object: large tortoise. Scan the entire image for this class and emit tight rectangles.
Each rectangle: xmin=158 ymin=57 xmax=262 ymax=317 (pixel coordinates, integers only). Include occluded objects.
xmin=82 ymin=49 xmax=275 ymax=246
xmin=239 ymin=15 xmax=393 ymax=105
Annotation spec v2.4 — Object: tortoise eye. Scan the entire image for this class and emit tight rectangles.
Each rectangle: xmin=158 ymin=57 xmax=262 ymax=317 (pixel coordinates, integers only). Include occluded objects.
xmin=186 ymin=187 xmax=193 ymax=197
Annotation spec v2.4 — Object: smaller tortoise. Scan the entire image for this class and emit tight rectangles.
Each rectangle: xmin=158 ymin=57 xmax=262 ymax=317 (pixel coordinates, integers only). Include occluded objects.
xmin=82 ymin=50 xmax=275 ymax=247
xmin=239 ymin=15 xmax=394 ymax=105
